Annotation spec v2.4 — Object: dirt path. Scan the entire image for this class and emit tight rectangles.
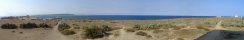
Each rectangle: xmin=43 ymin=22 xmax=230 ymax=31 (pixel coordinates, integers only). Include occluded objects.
xmin=51 ymin=21 xmax=71 ymax=40
xmin=118 ymin=24 xmax=127 ymax=39
xmin=215 ymin=20 xmax=224 ymax=30
xmin=107 ymin=23 xmax=149 ymax=40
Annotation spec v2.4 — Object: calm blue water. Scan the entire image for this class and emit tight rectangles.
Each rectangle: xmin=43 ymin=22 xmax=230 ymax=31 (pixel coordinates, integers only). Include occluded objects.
xmin=33 ymin=15 xmax=214 ymax=20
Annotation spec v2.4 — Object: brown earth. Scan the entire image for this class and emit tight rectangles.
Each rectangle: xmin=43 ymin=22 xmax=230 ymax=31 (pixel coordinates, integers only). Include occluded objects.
xmin=0 ymin=18 xmax=244 ymax=40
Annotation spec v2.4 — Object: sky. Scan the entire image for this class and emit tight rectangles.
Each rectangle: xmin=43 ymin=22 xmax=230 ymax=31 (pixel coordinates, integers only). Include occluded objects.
xmin=0 ymin=0 xmax=244 ymax=16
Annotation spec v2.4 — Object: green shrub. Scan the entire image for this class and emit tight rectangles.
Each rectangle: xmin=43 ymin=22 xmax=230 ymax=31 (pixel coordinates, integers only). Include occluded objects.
xmin=83 ymin=25 xmax=112 ymax=39
xmin=58 ymin=23 xmax=71 ymax=31
xmin=136 ymin=31 xmax=152 ymax=38
xmin=132 ymin=24 xmax=162 ymax=30
xmin=133 ymin=24 xmax=141 ymax=30
xmin=1 ymin=23 xmax=18 ymax=29
xmin=101 ymin=25 xmax=112 ymax=31
xmin=61 ymin=30 xmax=76 ymax=35
xmin=39 ymin=23 xmax=51 ymax=28
xmin=20 ymin=23 xmax=38 ymax=29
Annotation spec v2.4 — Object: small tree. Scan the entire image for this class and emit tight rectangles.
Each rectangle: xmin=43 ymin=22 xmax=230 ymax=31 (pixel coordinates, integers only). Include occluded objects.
xmin=1 ymin=23 xmax=18 ymax=29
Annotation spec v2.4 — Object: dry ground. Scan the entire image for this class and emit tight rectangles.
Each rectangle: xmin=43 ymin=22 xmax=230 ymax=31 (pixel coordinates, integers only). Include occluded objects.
xmin=1 ymin=17 xmax=244 ymax=40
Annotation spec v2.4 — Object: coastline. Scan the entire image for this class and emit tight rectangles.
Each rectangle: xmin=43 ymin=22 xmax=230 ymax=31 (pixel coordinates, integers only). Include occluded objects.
xmin=0 ymin=17 xmax=244 ymax=40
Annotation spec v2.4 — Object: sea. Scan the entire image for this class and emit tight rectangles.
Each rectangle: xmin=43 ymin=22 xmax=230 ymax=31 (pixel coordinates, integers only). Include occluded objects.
xmin=32 ymin=15 xmax=214 ymax=20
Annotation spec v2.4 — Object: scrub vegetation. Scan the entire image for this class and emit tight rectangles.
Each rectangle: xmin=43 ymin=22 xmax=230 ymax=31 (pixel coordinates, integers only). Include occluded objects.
xmin=82 ymin=25 xmax=112 ymax=39
xmin=1 ymin=23 xmax=18 ymax=29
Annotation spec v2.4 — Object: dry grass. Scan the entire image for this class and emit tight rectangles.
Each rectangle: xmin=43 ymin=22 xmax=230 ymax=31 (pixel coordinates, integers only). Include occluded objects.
xmin=2 ymin=17 xmax=244 ymax=40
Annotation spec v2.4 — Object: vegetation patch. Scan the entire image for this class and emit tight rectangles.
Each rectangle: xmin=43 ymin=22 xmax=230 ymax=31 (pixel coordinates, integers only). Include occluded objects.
xmin=153 ymin=30 xmax=164 ymax=33
xmin=177 ymin=38 xmax=184 ymax=40
xmin=82 ymin=25 xmax=112 ymax=39
xmin=82 ymin=19 xmax=93 ymax=22
xmin=58 ymin=23 xmax=76 ymax=35
xmin=136 ymin=31 xmax=152 ymax=38
xmin=1 ymin=23 xmax=18 ymax=29
xmin=133 ymin=24 xmax=162 ymax=30
xmin=125 ymin=28 xmax=136 ymax=32
xmin=39 ymin=23 xmax=52 ymax=28
xmin=61 ymin=30 xmax=76 ymax=35
xmin=58 ymin=23 xmax=71 ymax=31
xmin=20 ymin=23 xmax=38 ymax=29
xmin=222 ymin=22 xmax=244 ymax=28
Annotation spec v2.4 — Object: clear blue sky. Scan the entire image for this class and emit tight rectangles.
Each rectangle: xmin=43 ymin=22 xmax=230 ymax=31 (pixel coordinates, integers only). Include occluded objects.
xmin=0 ymin=0 xmax=244 ymax=16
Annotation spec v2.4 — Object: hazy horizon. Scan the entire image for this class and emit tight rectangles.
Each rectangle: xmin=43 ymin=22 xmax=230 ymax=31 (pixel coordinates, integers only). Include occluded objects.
xmin=0 ymin=0 xmax=244 ymax=16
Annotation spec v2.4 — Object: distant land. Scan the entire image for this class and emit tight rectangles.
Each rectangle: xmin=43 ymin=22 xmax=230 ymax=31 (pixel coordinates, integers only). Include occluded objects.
xmin=34 ymin=14 xmax=75 ymax=16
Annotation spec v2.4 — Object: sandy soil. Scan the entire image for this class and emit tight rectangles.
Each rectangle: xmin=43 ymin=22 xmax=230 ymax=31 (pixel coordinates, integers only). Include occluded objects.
xmin=0 ymin=21 xmax=70 ymax=40
xmin=1 ymin=18 xmax=244 ymax=40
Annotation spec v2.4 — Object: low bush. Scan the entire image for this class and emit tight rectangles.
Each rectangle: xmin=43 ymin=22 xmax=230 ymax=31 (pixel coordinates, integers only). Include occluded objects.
xmin=20 ymin=23 xmax=38 ymax=29
xmin=136 ymin=31 xmax=152 ymax=38
xmin=61 ymin=30 xmax=76 ymax=35
xmin=133 ymin=24 xmax=162 ymax=30
xmin=58 ymin=23 xmax=71 ymax=31
xmin=1 ymin=23 xmax=18 ymax=29
xmin=125 ymin=28 xmax=136 ymax=32
xmin=101 ymin=25 xmax=112 ymax=31
xmin=197 ymin=27 xmax=210 ymax=31
xmin=83 ymin=25 xmax=112 ymax=39
xmin=39 ymin=23 xmax=51 ymax=28
xmin=177 ymin=38 xmax=184 ymax=40
xmin=153 ymin=30 xmax=164 ymax=33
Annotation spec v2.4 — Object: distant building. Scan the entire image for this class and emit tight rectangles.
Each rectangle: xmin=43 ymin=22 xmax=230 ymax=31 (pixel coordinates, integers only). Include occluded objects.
xmin=235 ymin=14 xmax=239 ymax=18
xmin=216 ymin=16 xmax=222 ymax=18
